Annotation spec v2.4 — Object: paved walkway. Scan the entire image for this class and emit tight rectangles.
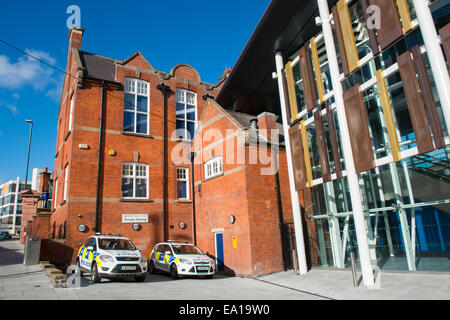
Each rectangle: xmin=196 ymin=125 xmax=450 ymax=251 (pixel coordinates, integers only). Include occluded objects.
xmin=1 ymin=239 xmax=449 ymax=300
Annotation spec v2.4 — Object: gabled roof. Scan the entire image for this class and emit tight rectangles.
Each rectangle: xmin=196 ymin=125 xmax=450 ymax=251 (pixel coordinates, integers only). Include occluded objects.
xmin=78 ymin=51 xmax=118 ymax=83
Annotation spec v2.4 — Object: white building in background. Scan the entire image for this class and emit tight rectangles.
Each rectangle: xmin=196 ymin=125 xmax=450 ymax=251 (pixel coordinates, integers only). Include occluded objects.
xmin=0 ymin=177 xmax=30 ymax=234
xmin=32 ymin=168 xmax=53 ymax=191
xmin=0 ymin=169 xmax=52 ymax=234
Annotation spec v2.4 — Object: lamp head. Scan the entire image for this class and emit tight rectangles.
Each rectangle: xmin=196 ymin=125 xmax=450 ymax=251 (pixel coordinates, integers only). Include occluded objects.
xmin=25 ymin=119 xmax=33 ymax=123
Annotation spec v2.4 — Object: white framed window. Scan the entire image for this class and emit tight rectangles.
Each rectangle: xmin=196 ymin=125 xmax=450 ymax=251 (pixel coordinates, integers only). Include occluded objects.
xmin=53 ymin=179 xmax=58 ymax=207
xmin=68 ymin=96 xmax=74 ymax=132
xmin=121 ymin=163 xmax=149 ymax=199
xmin=123 ymin=78 xmax=149 ymax=134
xmin=176 ymin=168 xmax=189 ymax=200
xmin=176 ymin=88 xmax=197 ymax=140
xmin=63 ymin=166 xmax=69 ymax=201
xmin=204 ymin=157 xmax=223 ymax=180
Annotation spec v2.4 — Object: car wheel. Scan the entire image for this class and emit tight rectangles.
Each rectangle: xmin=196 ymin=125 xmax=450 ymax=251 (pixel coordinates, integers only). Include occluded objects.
xmin=76 ymin=259 xmax=84 ymax=277
xmin=170 ymin=263 xmax=179 ymax=280
xmin=148 ymin=260 xmax=156 ymax=274
xmin=135 ymin=274 xmax=146 ymax=282
xmin=91 ymin=263 xmax=101 ymax=283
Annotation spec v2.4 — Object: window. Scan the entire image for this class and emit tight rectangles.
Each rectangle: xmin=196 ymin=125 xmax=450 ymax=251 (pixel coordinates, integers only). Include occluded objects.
xmin=121 ymin=163 xmax=148 ymax=199
xmin=68 ymin=96 xmax=74 ymax=132
xmin=63 ymin=166 xmax=69 ymax=201
xmin=123 ymin=78 xmax=149 ymax=134
xmin=176 ymin=89 xmax=197 ymax=140
xmin=176 ymin=168 xmax=189 ymax=200
xmin=53 ymin=179 xmax=58 ymax=207
xmin=204 ymin=157 xmax=223 ymax=180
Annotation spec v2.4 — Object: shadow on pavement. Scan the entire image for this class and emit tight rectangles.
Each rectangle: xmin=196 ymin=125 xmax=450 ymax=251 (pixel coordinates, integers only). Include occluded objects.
xmin=0 ymin=240 xmax=24 ymax=267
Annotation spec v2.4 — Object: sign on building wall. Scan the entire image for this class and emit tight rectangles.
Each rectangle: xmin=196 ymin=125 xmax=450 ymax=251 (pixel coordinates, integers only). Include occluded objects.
xmin=122 ymin=214 xmax=149 ymax=224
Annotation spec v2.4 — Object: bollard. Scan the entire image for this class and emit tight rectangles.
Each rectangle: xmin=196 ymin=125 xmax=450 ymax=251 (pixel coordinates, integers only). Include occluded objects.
xmin=350 ymin=251 xmax=357 ymax=287
xmin=292 ymin=249 xmax=298 ymax=275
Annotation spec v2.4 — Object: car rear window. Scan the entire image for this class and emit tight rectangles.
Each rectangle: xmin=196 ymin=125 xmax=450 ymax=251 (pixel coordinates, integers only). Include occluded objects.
xmin=98 ymin=238 xmax=136 ymax=250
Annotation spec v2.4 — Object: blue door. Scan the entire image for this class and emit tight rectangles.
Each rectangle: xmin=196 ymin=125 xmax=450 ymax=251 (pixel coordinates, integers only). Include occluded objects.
xmin=215 ymin=233 xmax=224 ymax=271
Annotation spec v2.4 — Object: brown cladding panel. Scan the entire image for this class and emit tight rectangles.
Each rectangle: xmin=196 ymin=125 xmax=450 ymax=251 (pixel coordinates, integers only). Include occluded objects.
xmin=361 ymin=0 xmax=380 ymax=56
xmin=439 ymin=23 xmax=450 ymax=62
xmin=281 ymin=68 xmax=293 ymax=127
xmin=343 ymin=85 xmax=375 ymax=173
xmin=288 ymin=124 xmax=307 ymax=190
xmin=397 ymin=51 xmax=434 ymax=154
xmin=326 ymin=105 xmax=343 ymax=179
xmin=332 ymin=6 xmax=350 ymax=76
xmin=369 ymin=0 xmax=404 ymax=50
xmin=298 ymin=47 xmax=316 ymax=112
xmin=411 ymin=46 xmax=445 ymax=149
xmin=305 ymin=43 xmax=319 ymax=110
xmin=314 ymin=111 xmax=331 ymax=183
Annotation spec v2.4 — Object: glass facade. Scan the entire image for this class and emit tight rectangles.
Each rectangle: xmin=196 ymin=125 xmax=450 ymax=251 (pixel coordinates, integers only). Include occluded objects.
xmin=285 ymin=0 xmax=450 ymax=273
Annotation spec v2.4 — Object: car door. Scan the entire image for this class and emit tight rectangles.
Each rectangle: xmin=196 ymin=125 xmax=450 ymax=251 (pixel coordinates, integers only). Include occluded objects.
xmin=79 ymin=238 xmax=90 ymax=270
xmin=153 ymin=245 xmax=164 ymax=271
xmin=161 ymin=245 xmax=173 ymax=272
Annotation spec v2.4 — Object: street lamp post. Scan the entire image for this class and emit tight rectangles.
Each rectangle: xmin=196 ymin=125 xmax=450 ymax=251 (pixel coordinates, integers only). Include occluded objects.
xmin=24 ymin=120 xmax=33 ymax=189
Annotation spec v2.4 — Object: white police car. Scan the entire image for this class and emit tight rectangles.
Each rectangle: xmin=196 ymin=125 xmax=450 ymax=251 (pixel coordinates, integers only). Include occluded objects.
xmin=76 ymin=233 xmax=147 ymax=283
xmin=148 ymin=241 xmax=215 ymax=279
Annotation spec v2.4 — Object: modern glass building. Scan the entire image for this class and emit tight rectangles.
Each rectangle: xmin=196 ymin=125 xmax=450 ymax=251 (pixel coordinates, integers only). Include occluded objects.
xmin=216 ymin=0 xmax=450 ymax=286
xmin=0 ymin=178 xmax=31 ymax=234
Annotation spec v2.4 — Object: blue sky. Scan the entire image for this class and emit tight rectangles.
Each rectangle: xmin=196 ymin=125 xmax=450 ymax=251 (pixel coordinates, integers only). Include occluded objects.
xmin=0 ymin=0 xmax=270 ymax=185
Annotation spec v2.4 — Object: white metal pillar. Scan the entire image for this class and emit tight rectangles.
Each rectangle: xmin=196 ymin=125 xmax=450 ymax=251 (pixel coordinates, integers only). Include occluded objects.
xmin=274 ymin=52 xmax=308 ymax=275
xmin=317 ymin=0 xmax=375 ymax=286
xmin=412 ymin=0 xmax=450 ymax=133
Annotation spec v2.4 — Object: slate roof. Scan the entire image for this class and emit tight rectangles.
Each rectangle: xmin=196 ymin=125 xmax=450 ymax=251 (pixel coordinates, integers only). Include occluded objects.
xmin=78 ymin=51 xmax=118 ymax=83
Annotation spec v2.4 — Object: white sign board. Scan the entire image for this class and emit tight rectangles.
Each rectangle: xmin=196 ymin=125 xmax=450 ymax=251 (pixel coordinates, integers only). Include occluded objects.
xmin=122 ymin=214 xmax=149 ymax=224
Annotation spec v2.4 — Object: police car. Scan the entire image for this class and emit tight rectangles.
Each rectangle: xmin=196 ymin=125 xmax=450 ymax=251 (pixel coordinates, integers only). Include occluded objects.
xmin=76 ymin=233 xmax=147 ymax=283
xmin=148 ymin=241 xmax=215 ymax=279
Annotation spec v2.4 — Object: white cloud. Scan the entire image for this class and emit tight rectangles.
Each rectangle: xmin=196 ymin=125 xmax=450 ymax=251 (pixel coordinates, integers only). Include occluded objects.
xmin=0 ymin=100 xmax=19 ymax=115
xmin=0 ymin=49 xmax=60 ymax=100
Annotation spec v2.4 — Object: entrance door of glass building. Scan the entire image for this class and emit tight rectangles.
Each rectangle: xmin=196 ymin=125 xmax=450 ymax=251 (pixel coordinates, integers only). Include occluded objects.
xmin=307 ymin=149 xmax=450 ymax=272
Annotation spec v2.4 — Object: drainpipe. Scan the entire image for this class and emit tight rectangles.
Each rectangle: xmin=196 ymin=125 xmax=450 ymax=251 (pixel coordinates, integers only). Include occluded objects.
xmin=190 ymin=151 xmax=197 ymax=245
xmin=157 ymin=83 xmax=172 ymax=242
xmin=94 ymin=80 xmax=105 ymax=233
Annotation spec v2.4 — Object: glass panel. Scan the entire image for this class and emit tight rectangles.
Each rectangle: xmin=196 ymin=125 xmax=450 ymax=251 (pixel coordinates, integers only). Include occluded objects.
xmin=135 ymin=178 xmax=147 ymax=198
xmin=136 ymin=114 xmax=147 ymax=134
xmin=187 ymin=121 xmax=195 ymax=140
xmin=177 ymin=181 xmax=187 ymax=199
xmin=186 ymin=107 xmax=195 ymax=120
xmin=186 ymin=92 xmax=195 ymax=105
xmin=176 ymin=89 xmax=185 ymax=103
xmin=137 ymin=96 xmax=147 ymax=112
xmin=121 ymin=178 xmax=133 ymax=198
xmin=292 ymin=63 xmax=306 ymax=114
xmin=176 ymin=120 xmax=185 ymax=139
xmin=124 ymin=93 xmax=135 ymax=111
xmin=123 ymin=111 xmax=135 ymax=132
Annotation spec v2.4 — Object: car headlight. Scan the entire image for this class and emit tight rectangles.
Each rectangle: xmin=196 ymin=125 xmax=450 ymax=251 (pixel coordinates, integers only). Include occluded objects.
xmin=140 ymin=255 xmax=147 ymax=262
xmin=99 ymin=254 xmax=114 ymax=262
xmin=179 ymin=258 xmax=192 ymax=265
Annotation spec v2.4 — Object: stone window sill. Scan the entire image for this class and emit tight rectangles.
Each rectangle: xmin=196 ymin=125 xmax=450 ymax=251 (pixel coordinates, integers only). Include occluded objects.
xmin=120 ymin=198 xmax=154 ymax=203
xmin=121 ymin=131 xmax=154 ymax=139
xmin=175 ymin=199 xmax=192 ymax=204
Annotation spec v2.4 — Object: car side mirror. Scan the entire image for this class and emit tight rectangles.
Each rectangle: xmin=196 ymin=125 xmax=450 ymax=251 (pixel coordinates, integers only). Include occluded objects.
xmin=87 ymin=246 xmax=94 ymax=251
xmin=165 ymin=251 xmax=171 ymax=256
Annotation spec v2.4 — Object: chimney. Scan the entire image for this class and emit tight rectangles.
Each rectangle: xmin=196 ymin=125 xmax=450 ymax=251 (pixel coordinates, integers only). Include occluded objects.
xmin=39 ymin=168 xmax=52 ymax=193
xmin=68 ymin=27 xmax=84 ymax=51
xmin=257 ymin=112 xmax=278 ymax=143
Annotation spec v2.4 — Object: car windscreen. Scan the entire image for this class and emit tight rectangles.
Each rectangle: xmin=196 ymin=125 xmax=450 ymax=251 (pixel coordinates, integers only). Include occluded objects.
xmin=171 ymin=244 xmax=204 ymax=255
xmin=98 ymin=238 xmax=136 ymax=251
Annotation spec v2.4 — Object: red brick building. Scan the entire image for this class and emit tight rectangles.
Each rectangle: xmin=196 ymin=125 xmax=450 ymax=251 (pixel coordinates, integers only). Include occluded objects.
xmin=50 ymin=27 xmax=224 ymax=263
xmin=46 ymin=27 xmax=312 ymax=277
xmin=191 ymin=99 xmax=304 ymax=276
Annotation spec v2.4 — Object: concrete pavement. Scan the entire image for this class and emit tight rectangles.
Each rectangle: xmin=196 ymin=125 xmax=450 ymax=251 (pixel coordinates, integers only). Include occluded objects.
xmin=1 ymin=239 xmax=449 ymax=300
